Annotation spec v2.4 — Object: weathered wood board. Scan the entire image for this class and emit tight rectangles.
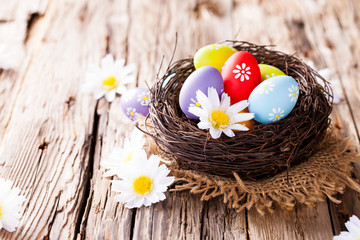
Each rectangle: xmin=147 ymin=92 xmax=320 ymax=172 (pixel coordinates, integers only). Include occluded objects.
xmin=0 ymin=0 xmax=359 ymax=239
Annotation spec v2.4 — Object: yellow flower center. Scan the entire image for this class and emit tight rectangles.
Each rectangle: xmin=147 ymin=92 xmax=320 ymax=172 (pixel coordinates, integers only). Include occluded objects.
xmin=275 ymin=115 xmax=280 ymax=119
xmin=210 ymin=110 xmax=229 ymax=129
xmin=124 ymin=152 xmax=133 ymax=163
xmin=292 ymin=93 xmax=296 ymax=96
xmin=0 ymin=203 xmax=3 ymax=220
xmin=133 ymin=176 xmax=153 ymax=195
xmin=102 ymin=76 xmax=119 ymax=91
xmin=130 ymin=112 xmax=134 ymax=116
xmin=264 ymin=86 xmax=267 ymax=89
xmin=196 ymin=102 xmax=201 ymax=107
xmin=143 ymin=96 xmax=148 ymax=100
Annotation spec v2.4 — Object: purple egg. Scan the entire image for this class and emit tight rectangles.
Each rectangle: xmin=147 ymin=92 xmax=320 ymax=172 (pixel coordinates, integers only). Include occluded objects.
xmin=179 ymin=66 xmax=223 ymax=119
xmin=120 ymin=87 xmax=150 ymax=121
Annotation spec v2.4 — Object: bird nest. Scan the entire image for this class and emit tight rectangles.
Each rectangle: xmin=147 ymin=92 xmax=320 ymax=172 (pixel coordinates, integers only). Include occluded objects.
xmin=147 ymin=41 xmax=333 ymax=180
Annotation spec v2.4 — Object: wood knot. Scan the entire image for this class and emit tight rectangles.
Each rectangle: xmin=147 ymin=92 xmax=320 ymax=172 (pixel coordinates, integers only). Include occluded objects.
xmin=39 ymin=140 xmax=49 ymax=150
xmin=193 ymin=1 xmax=224 ymax=18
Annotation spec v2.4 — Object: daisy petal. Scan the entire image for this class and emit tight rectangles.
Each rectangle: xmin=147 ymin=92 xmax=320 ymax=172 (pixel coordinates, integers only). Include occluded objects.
xmin=101 ymin=54 xmax=115 ymax=71
xmin=230 ymin=124 xmax=249 ymax=131
xmin=196 ymin=90 xmax=212 ymax=112
xmin=208 ymin=87 xmax=220 ymax=109
xmin=188 ymin=107 xmax=207 ymax=119
xmin=209 ymin=128 xmax=222 ymax=139
xmin=220 ymin=93 xmax=231 ymax=109
xmin=0 ymin=178 xmax=25 ymax=232
xmin=94 ymin=89 xmax=107 ymax=99
xmin=223 ymin=128 xmax=235 ymax=137
xmin=233 ymin=113 xmax=254 ymax=123
xmin=198 ymin=121 xmax=211 ymax=129
xmin=227 ymin=100 xmax=249 ymax=114
xmin=105 ymin=90 xmax=117 ymax=102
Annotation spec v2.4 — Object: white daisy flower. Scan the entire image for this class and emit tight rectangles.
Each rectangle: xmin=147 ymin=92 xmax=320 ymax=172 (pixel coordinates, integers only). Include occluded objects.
xmin=82 ymin=54 xmax=136 ymax=102
xmin=111 ymin=154 xmax=175 ymax=208
xmin=137 ymin=90 xmax=150 ymax=106
xmin=233 ymin=63 xmax=251 ymax=81
xmin=101 ymin=128 xmax=146 ymax=178
xmin=334 ymin=215 xmax=360 ymax=240
xmin=189 ymin=98 xmax=201 ymax=108
xmin=288 ymin=85 xmax=299 ymax=102
xmin=0 ymin=178 xmax=26 ymax=232
xmin=126 ymin=107 xmax=138 ymax=121
xmin=188 ymin=87 xmax=254 ymax=139
xmin=0 ymin=45 xmax=16 ymax=70
xmin=258 ymin=80 xmax=275 ymax=94
xmin=268 ymin=108 xmax=285 ymax=122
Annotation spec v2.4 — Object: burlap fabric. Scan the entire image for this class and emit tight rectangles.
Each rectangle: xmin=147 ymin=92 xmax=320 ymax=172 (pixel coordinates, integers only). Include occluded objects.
xmin=146 ymin=130 xmax=360 ymax=215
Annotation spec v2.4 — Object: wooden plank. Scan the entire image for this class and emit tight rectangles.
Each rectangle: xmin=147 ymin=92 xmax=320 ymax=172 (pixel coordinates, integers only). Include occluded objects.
xmin=0 ymin=0 xmax=48 ymax=21
xmin=0 ymin=0 xmax=358 ymax=238
xmin=230 ymin=0 xmax=355 ymax=238
xmin=0 ymin=0 xmax=49 ymax=142
xmin=127 ymin=0 xmax=249 ymax=238
xmin=0 ymin=0 xmax=109 ymax=238
xmin=80 ymin=0 xmax=161 ymax=238
xmin=316 ymin=0 xmax=360 ymax=234
xmin=81 ymin=0 xmax=249 ymax=239
xmin=247 ymin=202 xmax=333 ymax=240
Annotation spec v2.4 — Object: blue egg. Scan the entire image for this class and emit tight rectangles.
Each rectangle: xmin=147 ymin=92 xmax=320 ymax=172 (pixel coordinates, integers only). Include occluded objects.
xmin=248 ymin=75 xmax=299 ymax=124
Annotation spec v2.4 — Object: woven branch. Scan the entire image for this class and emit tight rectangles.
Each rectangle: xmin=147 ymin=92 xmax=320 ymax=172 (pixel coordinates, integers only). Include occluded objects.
xmin=145 ymin=131 xmax=360 ymax=215
xmin=147 ymin=41 xmax=333 ymax=179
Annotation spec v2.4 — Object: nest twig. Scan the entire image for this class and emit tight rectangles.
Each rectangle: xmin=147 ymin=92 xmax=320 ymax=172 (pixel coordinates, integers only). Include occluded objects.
xmin=147 ymin=41 xmax=333 ymax=180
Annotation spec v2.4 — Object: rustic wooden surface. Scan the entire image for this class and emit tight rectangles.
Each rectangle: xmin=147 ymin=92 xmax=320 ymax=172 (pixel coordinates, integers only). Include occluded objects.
xmin=0 ymin=0 xmax=359 ymax=239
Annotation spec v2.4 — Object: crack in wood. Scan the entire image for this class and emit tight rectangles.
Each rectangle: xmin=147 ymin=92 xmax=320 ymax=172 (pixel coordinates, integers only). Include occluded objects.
xmin=24 ymin=12 xmax=41 ymax=44
xmin=327 ymin=197 xmax=336 ymax=235
xmin=129 ymin=208 xmax=137 ymax=240
xmin=200 ymin=201 xmax=207 ymax=240
xmin=73 ymin=102 xmax=100 ymax=240
xmin=244 ymin=209 xmax=250 ymax=240
xmin=44 ymin=193 xmax=61 ymax=240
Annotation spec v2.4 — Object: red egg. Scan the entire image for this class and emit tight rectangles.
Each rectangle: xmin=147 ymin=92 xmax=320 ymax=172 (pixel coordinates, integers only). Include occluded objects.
xmin=222 ymin=51 xmax=261 ymax=104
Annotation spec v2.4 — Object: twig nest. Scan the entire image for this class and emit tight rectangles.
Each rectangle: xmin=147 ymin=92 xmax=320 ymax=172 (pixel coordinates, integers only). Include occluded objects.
xmin=147 ymin=41 xmax=333 ymax=180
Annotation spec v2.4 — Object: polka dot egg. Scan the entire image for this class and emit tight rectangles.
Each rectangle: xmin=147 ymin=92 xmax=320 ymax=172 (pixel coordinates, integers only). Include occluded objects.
xmin=120 ymin=87 xmax=150 ymax=121
xmin=248 ymin=75 xmax=299 ymax=124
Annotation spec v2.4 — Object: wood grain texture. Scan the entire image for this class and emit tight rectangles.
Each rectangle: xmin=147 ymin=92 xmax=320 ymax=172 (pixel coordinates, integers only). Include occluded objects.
xmin=0 ymin=0 xmax=359 ymax=239
xmin=0 ymin=0 xmax=106 ymax=238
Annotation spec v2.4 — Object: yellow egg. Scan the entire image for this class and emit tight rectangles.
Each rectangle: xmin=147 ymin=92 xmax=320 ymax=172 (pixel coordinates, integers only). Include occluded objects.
xmin=194 ymin=44 xmax=237 ymax=73
xmin=259 ymin=64 xmax=285 ymax=81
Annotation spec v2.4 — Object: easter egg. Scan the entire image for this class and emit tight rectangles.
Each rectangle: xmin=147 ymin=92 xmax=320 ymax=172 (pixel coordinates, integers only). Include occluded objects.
xmin=236 ymin=108 xmax=254 ymax=130
xmin=194 ymin=44 xmax=237 ymax=72
xmin=248 ymin=75 xmax=299 ymax=124
xmin=179 ymin=66 xmax=223 ymax=119
xmin=222 ymin=51 xmax=261 ymax=104
xmin=120 ymin=87 xmax=150 ymax=121
xmin=258 ymin=64 xmax=285 ymax=81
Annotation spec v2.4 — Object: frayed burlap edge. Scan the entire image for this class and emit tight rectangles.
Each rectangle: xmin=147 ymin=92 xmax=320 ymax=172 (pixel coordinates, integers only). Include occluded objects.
xmin=146 ymin=131 xmax=360 ymax=215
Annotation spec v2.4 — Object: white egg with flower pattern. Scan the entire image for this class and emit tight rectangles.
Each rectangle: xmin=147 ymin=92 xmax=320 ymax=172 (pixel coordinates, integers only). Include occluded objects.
xmin=248 ymin=75 xmax=299 ymax=124
xmin=120 ymin=87 xmax=150 ymax=121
